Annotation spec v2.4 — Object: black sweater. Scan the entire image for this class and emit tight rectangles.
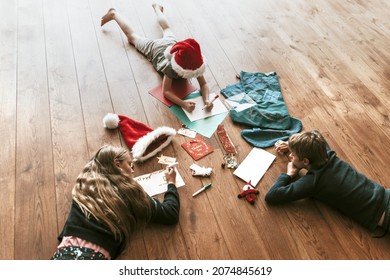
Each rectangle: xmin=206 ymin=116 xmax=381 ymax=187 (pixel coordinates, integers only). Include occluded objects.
xmin=57 ymin=184 xmax=180 ymax=259
xmin=265 ymin=150 xmax=389 ymax=231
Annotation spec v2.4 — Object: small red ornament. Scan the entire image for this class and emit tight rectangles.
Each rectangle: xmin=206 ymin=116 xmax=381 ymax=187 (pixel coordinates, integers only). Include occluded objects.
xmin=237 ymin=181 xmax=259 ymax=205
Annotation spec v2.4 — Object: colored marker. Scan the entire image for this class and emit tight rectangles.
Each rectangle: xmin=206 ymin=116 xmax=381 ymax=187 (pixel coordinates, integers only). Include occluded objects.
xmin=192 ymin=183 xmax=212 ymax=197
xmin=202 ymin=95 xmax=219 ymax=110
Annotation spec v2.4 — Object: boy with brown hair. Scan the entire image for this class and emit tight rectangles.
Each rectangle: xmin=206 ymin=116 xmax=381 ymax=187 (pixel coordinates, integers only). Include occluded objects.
xmin=265 ymin=130 xmax=390 ymax=234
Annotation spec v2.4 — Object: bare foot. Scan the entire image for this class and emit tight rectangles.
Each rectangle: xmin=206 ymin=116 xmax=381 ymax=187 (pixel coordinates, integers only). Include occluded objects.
xmin=152 ymin=3 xmax=164 ymax=13
xmin=101 ymin=8 xmax=116 ymax=26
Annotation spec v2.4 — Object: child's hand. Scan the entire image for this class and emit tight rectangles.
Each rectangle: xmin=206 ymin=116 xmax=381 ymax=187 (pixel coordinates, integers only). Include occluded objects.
xmin=204 ymin=101 xmax=214 ymax=112
xmin=286 ymin=162 xmax=299 ymax=178
xmin=165 ymin=166 xmax=177 ymax=184
xmin=275 ymin=140 xmax=289 ymax=154
xmin=183 ymin=101 xmax=196 ymax=112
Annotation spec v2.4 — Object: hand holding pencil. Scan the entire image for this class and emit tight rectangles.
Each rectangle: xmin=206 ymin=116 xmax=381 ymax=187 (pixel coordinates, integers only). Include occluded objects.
xmin=165 ymin=164 xmax=177 ymax=185
xmin=202 ymin=95 xmax=219 ymax=111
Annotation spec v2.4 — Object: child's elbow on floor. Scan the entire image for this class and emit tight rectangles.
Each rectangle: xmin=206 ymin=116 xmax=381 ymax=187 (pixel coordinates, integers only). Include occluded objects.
xmin=264 ymin=193 xmax=278 ymax=205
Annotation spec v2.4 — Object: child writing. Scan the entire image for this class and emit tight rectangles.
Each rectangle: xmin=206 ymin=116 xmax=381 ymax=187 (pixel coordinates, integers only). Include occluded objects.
xmin=266 ymin=130 xmax=390 ymax=235
xmin=51 ymin=145 xmax=180 ymax=260
xmin=101 ymin=4 xmax=213 ymax=113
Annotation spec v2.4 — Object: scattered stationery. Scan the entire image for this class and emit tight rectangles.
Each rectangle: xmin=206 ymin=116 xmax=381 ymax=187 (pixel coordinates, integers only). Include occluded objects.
xmin=181 ymin=136 xmax=213 ymax=161
xmin=217 ymin=124 xmax=237 ymax=154
xmin=182 ymin=93 xmax=228 ymax=122
xmin=233 ymin=147 xmax=276 ymax=187
xmin=177 ymin=127 xmax=197 ymax=138
xmin=149 ymin=79 xmax=197 ymax=107
xmin=192 ymin=183 xmax=212 ymax=197
xmin=226 ymin=92 xmax=256 ymax=112
xmin=169 ymin=91 xmax=228 ymax=138
xmin=225 ymin=92 xmax=256 ymax=112
xmin=134 ymin=169 xmax=185 ymax=197
xmin=157 ymin=155 xmax=177 ymax=165
xmin=217 ymin=124 xmax=238 ymax=168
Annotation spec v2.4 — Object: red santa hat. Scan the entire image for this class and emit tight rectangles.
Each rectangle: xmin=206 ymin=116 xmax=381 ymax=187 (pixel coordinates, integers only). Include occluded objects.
xmin=164 ymin=38 xmax=206 ymax=79
xmin=103 ymin=113 xmax=176 ymax=162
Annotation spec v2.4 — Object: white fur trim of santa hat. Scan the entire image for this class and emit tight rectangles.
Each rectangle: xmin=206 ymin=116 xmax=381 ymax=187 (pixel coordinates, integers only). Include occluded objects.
xmin=164 ymin=39 xmax=207 ymax=79
xmin=170 ymin=54 xmax=206 ymax=79
xmin=132 ymin=126 xmax=176 ymax=162
xmin=103 ymin=113 xmax=176 ymax=162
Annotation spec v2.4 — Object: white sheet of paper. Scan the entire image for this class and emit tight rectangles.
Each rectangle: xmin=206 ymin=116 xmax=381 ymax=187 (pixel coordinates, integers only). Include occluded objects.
xmin=157 ymin=155 xmax=176 ymax=165
xmin=234 ymin=103 xmax=256 ymax=112
xmin=233 ymin=147 xmax=276 ymax=187
xmin=183 ymin=93 xmax=228 ymax=122
xmin=177 ymin=127 xmax=197 ymax=138
xmin=225 ymin=92 xmax=257 ymax=112
xmin=134 ymin=168 xmax=185 ymax=197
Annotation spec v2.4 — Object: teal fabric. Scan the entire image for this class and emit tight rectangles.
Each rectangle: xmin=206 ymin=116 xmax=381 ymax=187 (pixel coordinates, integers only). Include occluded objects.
xmin=241 ymin=117 xmax=302 ymax=148
xmin=221 ymin=71 xmax=302 ymax=148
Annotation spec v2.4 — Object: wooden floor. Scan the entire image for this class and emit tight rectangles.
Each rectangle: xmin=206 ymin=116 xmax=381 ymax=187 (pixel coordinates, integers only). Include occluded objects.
xmin=1 ymin=0 xmax=390 ymax=260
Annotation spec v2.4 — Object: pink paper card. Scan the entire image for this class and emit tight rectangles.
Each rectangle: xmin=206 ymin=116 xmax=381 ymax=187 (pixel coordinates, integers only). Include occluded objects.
xmin=149 ymin=79 xmax=197 ymax=107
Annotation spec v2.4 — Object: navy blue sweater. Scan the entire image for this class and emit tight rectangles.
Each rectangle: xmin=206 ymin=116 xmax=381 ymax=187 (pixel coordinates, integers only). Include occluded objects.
xmin=265 ymin=150 xmax=389 ymax=231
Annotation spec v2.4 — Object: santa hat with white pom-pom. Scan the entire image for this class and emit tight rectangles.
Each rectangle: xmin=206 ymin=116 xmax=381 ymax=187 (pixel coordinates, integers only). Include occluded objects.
xmin=164 ymin=38 xmax=206 ymax=79
xmin=103 ymin=113 xmax=176 ymax=162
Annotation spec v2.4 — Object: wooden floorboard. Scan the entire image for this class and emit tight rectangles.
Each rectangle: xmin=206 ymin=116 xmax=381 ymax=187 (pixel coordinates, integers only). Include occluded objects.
xmin=1 ymin=0 xmax=390 ymax=260
xmin=15 ymin=0 xmax=58 ymax=259
xmin=0 ymin=0 xmax=17 ymax=261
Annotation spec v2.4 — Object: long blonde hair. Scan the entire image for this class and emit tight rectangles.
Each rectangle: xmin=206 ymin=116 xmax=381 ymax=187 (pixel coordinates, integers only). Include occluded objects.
xmin=72 ymin=145 xmax=151 ymax=252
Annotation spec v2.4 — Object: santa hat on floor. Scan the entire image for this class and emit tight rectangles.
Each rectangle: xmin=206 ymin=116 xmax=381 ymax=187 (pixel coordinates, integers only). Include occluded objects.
xmin=164 ymin=38 xmax=206 ymax=79
xmin=103 ymin=113 xmax=176 ymax=162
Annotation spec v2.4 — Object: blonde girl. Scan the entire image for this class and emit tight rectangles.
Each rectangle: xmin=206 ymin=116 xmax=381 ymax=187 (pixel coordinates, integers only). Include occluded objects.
xmin=52 ymin=145 xmax=179 ymax=260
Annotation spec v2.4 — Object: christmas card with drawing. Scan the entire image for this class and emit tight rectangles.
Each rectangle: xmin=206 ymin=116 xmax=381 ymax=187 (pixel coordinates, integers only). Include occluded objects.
xmin=181 ymin=136 xmax=213 ymax=161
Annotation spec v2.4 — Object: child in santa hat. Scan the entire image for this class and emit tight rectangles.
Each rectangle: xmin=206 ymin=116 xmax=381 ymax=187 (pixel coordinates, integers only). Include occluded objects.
xmin=101 ymin=4 xmax=213 ymax=113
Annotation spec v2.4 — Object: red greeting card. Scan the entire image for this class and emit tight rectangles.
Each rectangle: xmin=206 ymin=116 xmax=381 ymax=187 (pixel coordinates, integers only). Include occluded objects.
xmin=181 ymin=137 xmax=213 ymax=160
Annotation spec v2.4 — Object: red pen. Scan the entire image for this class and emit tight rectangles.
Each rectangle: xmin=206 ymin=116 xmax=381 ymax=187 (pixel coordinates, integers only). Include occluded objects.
xmin=202 ymin=95 xmax=219 ymax=110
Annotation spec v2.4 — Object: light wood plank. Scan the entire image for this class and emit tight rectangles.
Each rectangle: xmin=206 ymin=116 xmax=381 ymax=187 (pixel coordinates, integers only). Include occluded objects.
xmin=0 ymin=0 xmax=18 ymax=260
xmin=3 ymin=0 xmax=390 ymax=260
xmin=15 ymin=0 xmax=58 ymax=259
xmin=42 ymin=0 xmax=90 ymax=252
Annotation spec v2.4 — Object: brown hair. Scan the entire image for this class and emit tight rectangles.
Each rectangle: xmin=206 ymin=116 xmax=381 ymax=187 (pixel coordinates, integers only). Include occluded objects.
xmin=288 ymin=130 xmax=328 ymax=167
xmin=72 ymin=145 xmax=151 ymax=254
